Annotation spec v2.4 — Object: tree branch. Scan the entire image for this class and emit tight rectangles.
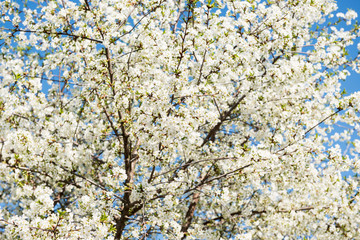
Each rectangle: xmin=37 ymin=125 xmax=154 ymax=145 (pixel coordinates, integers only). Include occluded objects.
xmin=201 ymin=94 xmax=247 ymax=146
xmin=181 ymin=191 xmax=200 ymax=239
xmin=1 ymin=27 xmax=103 ymax=43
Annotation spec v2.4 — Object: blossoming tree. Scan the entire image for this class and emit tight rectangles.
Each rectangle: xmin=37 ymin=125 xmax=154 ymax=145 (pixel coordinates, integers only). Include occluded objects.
xmin=0 ymin=0 xmax=360 ymax=239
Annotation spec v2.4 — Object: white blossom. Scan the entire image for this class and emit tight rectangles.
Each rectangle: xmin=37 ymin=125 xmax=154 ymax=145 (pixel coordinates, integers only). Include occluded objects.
xmin=0 ymin=0 xmax=359 ymax=239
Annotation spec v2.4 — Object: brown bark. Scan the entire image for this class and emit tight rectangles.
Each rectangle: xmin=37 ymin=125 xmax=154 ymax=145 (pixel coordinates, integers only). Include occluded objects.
xmin=181 ymin=191 xmax=201 ymax=239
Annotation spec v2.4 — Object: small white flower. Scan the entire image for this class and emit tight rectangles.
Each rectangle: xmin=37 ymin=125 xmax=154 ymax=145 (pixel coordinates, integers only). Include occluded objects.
xmin=345 ymin=9 xmax=358 ymax=20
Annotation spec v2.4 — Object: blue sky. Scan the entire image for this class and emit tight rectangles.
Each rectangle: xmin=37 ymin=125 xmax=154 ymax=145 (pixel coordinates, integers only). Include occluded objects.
xmin=328 ymin=1 xmax=360 ymax=177
xmin=337 ymin=0 xmax=360 ymax=94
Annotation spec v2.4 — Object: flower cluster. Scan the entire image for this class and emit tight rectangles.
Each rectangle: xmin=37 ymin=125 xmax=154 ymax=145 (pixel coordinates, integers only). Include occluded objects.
xmin=0 ymin=0 xmax=360 ymax=239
